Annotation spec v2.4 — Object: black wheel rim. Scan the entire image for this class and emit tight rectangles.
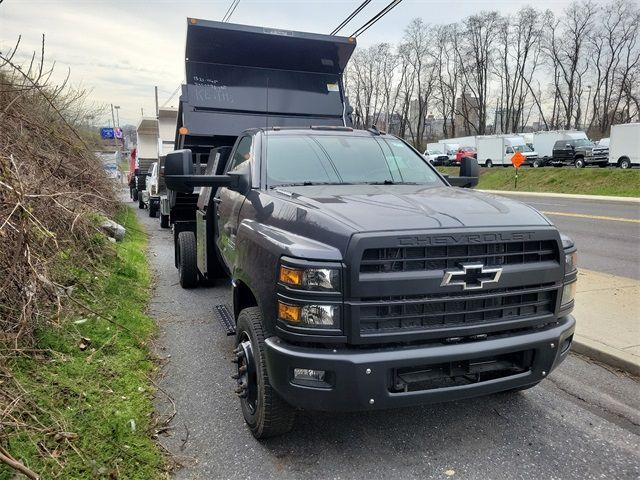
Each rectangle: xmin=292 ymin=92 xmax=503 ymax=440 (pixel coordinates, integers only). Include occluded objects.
xmin=235 ymin=332 xmax=258 ymax=414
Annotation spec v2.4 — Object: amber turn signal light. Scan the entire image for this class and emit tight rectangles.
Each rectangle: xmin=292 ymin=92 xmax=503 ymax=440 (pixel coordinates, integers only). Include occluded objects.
xmin=279 ymin=266 xmax=302 ymax=286
xmin=278 ymin=302 xmax=301 ymax=323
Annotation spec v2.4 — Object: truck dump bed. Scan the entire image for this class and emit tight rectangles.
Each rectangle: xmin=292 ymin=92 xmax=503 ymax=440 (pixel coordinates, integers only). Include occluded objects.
xmin=175 ymin=18 xmax=356 ymax=154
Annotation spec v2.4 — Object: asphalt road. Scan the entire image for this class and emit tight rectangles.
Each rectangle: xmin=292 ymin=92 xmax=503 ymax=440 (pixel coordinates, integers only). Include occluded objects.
xmin=492 ymin=193 xmax=640 ymax=280
xmin=133 ymin=203 xmax=640 ymax=480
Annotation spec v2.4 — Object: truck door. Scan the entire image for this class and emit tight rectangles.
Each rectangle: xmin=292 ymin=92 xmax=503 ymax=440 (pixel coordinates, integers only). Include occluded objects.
xmin=505 ymin=146 xmax=514 ymax=165
xmin=214 ymin=135 xmax=252 ymax=269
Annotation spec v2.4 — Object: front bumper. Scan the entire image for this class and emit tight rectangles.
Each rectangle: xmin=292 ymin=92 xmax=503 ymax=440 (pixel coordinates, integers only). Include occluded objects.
xmin=265 ymin=315 xmax=575 ymax=412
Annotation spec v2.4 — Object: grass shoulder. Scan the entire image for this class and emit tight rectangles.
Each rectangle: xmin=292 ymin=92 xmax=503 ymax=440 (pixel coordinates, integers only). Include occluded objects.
xmin=437 ymin=166 xmax=640 ymax=197
xmin=1 ymin=207 xmax=166 ymax=479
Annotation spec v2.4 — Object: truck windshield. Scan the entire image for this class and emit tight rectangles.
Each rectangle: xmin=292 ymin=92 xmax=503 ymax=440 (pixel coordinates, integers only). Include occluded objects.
xmin=573 ymin=139 xmax=594 ymax=147
xmin=513 ymin=144 xmax=533 ymax=153
xmin=266 ymin=135 xmax=444 ymax=187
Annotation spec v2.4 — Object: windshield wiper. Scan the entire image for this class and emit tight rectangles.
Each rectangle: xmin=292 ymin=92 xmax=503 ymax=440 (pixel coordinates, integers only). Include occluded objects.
xmin=363 ymin=180 xmax=421 ymax=185
xmin=271 ymin=181 xmax=349 ymax=188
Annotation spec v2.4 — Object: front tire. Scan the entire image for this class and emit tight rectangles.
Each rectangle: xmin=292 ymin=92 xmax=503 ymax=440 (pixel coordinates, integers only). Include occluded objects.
xmin=532 ymin=159 xmax=541 ymax=168
xmin=485 ymin=159 xmax=493 ymax=168
xmin=177 ymin=231 xmax=198 ymax=289
xmin=575 ymin=158 xmax=585 ymax=168
xmin=235 ymin=307 xmax=295 ymax=439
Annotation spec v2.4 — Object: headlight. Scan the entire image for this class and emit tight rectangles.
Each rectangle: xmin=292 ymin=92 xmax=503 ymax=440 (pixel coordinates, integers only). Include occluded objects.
xmin=278 ymin=301 xmax=339 ymax=328
xmin=279 ymin=265 xmax=340 ymax=291
xmin=561 ymin=281 xmax=577 ymax=307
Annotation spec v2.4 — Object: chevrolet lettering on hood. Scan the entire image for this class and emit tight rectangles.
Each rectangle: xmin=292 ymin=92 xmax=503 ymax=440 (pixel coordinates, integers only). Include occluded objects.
xmin=398 ymin=231 xmax=536 ymax=246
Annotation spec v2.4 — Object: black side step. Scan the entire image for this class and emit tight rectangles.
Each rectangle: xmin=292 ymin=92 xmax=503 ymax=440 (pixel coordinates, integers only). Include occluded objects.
xmin=215 ymin=304 xmax=236 ymax=336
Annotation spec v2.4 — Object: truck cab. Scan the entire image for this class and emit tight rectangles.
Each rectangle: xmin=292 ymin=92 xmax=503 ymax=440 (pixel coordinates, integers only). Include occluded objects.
xmin=165 ymin=126 xmax=577 ymax=439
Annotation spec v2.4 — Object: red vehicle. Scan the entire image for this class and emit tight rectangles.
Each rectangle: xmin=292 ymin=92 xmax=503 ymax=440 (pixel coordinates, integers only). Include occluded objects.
xmin=455 ymin=146 xmax=477 ymax=162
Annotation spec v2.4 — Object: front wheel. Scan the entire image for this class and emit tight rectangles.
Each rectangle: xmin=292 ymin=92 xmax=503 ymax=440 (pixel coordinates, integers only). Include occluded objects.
xmin=177 ymin=231 xmax=198 ymax=289
xmin=234 ymin=307 xmax=295 ymax=439
xmin=619 ymin=158 xmax=631 ymax=169
xmin=575 ymin=158 xmax=585 ymax=168
xmin=485 ymin=159 xmax=493 ymax=168
xmin=532 ymin=159 xmax=541 ymax=168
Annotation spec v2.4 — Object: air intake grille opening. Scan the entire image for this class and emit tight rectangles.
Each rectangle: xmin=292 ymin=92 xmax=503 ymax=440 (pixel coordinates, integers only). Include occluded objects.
xmin=390 ymin=350 xmax=534 ymax=392
xmin=361 ymin=240 xmax=558 ymax=274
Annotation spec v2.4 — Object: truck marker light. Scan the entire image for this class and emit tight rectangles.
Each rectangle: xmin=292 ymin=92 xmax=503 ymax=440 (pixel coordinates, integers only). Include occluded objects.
xmin=179 ymin=127 xmax=189 ymax=135
xmin=278 ymin=302 xmax=301 ymax=323
xmin=561 ymin=281 xmax=577 ymax=307
xmin=279 ymin=266 xmax=302 ymax=286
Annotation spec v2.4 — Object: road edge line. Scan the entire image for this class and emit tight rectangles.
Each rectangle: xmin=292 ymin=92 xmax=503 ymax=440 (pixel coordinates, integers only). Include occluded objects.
xmin=571 ymin=336 xmax=640 ymax=377
xmin=480 ymin=190 xmax=640 ymax=203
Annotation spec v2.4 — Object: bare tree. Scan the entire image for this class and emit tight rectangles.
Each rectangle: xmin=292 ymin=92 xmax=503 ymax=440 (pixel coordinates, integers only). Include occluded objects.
xmin=432 ymin=24 xmax=460 ymax=138
xmin=454 ymin=11 xmax=500 ymax=135
xmin=588 ymin=0 xmax=640 ymax=135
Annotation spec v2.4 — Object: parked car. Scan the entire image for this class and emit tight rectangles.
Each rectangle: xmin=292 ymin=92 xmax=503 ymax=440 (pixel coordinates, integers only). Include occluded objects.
xmin=423 ymin=146 xmax=450 ymax=165
xmin=455 ymin=146 xmax=477 ymax=162
xmin=607 ymin=123 xmax=640 ymax=169
xmin=551 ymin=139 xmax=609 ymax=168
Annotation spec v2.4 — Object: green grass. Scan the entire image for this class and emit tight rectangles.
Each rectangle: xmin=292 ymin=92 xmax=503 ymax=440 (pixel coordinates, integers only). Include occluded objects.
xmin=437 ymin=166 xmax=640 ymax=197
xmin=1 ymin=208 xmax=166 ymax=479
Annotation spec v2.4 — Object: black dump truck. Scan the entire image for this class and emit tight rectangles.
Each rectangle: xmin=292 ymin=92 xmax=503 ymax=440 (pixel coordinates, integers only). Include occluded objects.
xmin=164 ymin=19 xmax=578 ymax=439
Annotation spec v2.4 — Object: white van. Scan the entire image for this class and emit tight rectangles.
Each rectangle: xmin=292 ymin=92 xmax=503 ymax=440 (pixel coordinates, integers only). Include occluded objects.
xmin=477 ymin=135 xmax=541 ymax=168
xmin=438 ymin=142 xmax=460 ymax=162
xmin=608 ymin=123 xmax=640 ymax=169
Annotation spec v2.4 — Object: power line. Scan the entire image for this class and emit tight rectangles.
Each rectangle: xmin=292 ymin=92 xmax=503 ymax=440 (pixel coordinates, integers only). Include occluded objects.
xmin=330 ymin=0 xmax=372 ymax=36
xmin=350 ymin=0 xmax=404 ymax=37
xmin=222 ymin=0 xmax=240 ymax=22
xmin=160 ymin=84 xmax=182 ymax=109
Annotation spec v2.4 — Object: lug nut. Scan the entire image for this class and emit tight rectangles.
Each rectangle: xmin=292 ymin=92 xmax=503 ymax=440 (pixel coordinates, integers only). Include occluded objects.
xmin=550 ymin=343 xmax=555 ymax=348
xmin=365 ymin=368 xmax=372 ymax=375
xmin=369 ymin=398 xmax=375 ymax=405
xmin=542 ymin=371 xmax=547 ymax=376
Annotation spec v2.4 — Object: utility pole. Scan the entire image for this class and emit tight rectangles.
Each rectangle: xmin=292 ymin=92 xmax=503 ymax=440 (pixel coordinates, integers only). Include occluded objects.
xmin=154 ymin=86 xmax=159 ymax=118
xmin=110 ymin=104 xmax=118 ymax=150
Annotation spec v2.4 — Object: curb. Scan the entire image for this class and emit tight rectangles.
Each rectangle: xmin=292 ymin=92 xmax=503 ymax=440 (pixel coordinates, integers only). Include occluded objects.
xmin=572 ymin=336 xmax=640 ymax=377
xmin=480 ymin=190 xmax=640 ymax=203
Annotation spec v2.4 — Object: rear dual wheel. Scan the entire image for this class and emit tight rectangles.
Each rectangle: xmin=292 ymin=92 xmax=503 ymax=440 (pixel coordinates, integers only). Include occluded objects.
xmin=177 ymin=231 xmax=198 ymax=289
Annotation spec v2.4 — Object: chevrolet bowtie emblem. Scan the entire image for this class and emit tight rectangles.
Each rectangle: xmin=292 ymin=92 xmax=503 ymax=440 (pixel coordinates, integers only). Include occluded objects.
xmin=441 ymin=263 xmax=503 ymax=290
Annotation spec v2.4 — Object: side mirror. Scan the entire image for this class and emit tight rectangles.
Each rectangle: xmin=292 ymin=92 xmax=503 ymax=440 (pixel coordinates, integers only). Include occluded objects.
xmin=228 ymin=161 xmax=251 ymax=195
xmin=165 ymin=148 xmax=241 ymax=193
xmin=448 ymin=157 xmax=479 ymax=188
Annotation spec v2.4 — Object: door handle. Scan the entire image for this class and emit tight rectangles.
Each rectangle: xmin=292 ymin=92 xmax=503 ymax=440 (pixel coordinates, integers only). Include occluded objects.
xmin=213 ymin=197 xmax=222 ymax=204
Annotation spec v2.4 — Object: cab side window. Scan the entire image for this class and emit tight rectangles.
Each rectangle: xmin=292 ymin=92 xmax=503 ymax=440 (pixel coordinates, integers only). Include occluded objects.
xmin=226 ymin=136 xmax=252 ymax=173
xmin=506 ymin=147 xmax=514 ymax=154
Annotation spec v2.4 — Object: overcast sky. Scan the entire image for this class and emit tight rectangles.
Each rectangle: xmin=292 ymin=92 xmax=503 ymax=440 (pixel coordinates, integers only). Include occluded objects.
xmin=1 ymin=0 xmax=579 ymax=126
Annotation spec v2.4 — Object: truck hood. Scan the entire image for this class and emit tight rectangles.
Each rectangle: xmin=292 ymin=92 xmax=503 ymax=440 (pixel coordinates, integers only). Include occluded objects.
xmin=271 ymin=185 xmax=551 ymax=231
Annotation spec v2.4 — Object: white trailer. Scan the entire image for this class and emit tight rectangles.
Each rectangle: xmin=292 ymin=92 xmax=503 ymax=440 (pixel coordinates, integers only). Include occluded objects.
xmin=476 ymin=135 xmax=541 ymax=168
xmin=440 ymin=135 xmax=477 ymax=148
xmin=532 ymin=130 xmax=588 ymax=159
xmin=608 ymin=123 xmax=640 ymax=169
xmin=157 ymin=107 xmax=178 ymax=156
